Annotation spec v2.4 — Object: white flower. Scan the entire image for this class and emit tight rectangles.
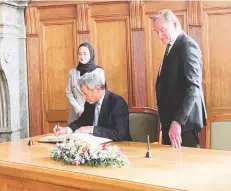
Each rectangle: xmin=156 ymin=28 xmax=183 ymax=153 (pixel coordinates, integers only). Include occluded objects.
xmin=51 ymin=140 xmax=129 ymax=167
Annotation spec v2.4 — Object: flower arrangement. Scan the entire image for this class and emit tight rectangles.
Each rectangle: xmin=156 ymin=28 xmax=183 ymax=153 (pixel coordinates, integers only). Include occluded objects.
xmin=50 ymin=139 xmax=130 ymax=167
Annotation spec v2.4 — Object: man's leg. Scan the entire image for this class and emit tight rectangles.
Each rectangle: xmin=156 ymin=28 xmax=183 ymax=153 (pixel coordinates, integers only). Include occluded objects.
xmin=162 ymin=127 xmax=171 ymax=145
xmin=181 ymin=128 xmax=200 ymax=148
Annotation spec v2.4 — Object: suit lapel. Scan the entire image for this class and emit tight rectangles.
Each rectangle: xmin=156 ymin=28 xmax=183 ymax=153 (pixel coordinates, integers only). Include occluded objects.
xmin=84 ymin=102 xmax=95 ymax=125
xmin=166 ymin=32 xmax=184 ymax=59
xmin=159 ymin=32 xmax=184 ymax=79
xmin=156 ymin=32 xmax=185 ymax=103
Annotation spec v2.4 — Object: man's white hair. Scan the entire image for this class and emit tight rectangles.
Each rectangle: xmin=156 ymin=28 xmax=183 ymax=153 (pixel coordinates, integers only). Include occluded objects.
xmin=154 ymin=9 xmax=182 ymax=29
xmin=78 ymin=68 xmax=106 ymax=90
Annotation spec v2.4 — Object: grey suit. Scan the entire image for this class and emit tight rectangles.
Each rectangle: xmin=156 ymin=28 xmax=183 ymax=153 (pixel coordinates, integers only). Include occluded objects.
xmin=156 ymin=32 xmax=207 ymax=147
xmin=66 ymin=68 xmax=85 ymax=124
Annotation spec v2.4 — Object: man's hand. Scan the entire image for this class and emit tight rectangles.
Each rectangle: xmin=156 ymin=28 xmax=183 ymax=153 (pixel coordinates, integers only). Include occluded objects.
xmin=74 ymin=126 xmax=93 ymax=134
xmin=169 ymin=121 xmax=182 ymax=148
xmin=53 ymin=125 xmax=67 ymax=136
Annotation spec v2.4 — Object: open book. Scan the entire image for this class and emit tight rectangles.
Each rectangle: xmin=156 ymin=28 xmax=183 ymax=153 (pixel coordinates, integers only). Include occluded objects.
xmin=38 ymin=133 xmax=112 ymax=149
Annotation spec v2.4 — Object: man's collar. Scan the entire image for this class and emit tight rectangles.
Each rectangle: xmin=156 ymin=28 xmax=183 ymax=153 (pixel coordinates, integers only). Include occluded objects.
xmin=170 ymin=29 xmax=183 ymax=46
xmin=97 ymin=90 xmax=105 ymax=105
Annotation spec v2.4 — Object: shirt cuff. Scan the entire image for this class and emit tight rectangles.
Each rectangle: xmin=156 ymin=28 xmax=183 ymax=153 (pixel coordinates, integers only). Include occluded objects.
xmin=66 ymin=126 xmax=73 ymax=134
xmin=172 ymin=121 xmax=181 ymax=126
xmin=91 ymin=126 xmax=95 ymax=134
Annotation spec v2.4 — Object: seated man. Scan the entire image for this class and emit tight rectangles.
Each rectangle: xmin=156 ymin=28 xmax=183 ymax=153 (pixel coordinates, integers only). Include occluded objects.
xmin=54 ymin=70 xmax=131 ymax=141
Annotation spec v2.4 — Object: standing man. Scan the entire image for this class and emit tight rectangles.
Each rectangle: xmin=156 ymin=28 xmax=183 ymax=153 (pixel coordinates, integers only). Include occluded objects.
xmin=153 ymin=9 xmax=207 ymax=148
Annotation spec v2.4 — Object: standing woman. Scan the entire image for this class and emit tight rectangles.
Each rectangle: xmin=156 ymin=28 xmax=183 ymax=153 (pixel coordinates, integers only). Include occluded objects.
xmin=66 ymin=42 xmax=106 ymax=124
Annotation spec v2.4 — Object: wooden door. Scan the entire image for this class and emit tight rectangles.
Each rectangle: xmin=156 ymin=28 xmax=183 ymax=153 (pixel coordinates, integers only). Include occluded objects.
xmin=40 ymin=19 xmax=77 ymax=133
xmin=26 ymin=2 xmax=131 ymax=135
xmin=90 ymin=2 xmax=131 ymax=103
xmin=27 ymin=5 xmax=78 ymax=134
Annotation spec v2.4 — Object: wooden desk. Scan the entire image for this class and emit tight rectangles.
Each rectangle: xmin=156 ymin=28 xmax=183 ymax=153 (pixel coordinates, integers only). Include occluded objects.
xmin=0 ymin=136 xmax=231 ymax=191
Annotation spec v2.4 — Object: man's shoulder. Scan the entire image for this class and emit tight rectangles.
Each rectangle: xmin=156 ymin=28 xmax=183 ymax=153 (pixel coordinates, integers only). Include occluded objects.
xmin=106 ymin=90 xmax=127 ymax=105
xmin=179 ymin=32 xmax=200 ymax=48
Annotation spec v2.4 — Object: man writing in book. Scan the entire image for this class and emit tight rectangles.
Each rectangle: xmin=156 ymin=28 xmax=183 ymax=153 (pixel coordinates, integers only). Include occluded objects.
xmin=53 ymin=70 xmax=131 ymax=141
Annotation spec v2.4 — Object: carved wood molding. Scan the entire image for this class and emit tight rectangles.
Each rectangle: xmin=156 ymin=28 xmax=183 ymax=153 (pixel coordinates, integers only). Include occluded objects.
xmin=77 ymin=4 xmax=90 ymax=32
xmin=26 ymin=7 xmax=39 ymax=36
xmin=130 ymin=0 xmax=144 ymax=29
xmin=187 ymin=1 xmax=202 ymax=26
xmin=130 ymin=30 xmax=147 ymax=107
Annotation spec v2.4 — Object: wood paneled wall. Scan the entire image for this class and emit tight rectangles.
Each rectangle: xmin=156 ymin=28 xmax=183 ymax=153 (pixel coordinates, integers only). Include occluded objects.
xmin=26 ymin=1 xmax=231 ymax=148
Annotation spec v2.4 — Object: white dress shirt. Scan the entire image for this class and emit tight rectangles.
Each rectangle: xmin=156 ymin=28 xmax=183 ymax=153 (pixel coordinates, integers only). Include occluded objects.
xmin=91 ymin=92 xmax=105 ymax=133
xmin=65 ymin=91 xmax=105 ymax=134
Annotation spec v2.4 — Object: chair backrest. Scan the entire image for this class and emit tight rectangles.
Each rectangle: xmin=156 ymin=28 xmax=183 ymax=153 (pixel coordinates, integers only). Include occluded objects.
xmin=206 ymin=114 xmax=231 ymax=151
xmin=129 ymin=107 xmax=160 ymax=143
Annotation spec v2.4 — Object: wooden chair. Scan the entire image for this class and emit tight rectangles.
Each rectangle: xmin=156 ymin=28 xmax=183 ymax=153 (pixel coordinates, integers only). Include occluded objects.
xmin=206 ymin=114 xmax=231 ymax=150
xmin=129 ymin=107 xmax=161 ymax=144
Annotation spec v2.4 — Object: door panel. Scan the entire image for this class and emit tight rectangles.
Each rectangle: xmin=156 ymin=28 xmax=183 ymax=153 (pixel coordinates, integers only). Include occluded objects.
xmin=40 ymin=20 xmax=77 ymax=133
xmin=91 ymin=17 xmax=130 ymax=102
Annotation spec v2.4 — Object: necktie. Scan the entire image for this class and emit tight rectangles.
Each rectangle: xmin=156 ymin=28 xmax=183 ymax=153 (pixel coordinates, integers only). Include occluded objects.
xmin=93 ymin=102 xmax=100 ymax=126
xmin=158 ymin=44 xmax=171 ymax=76
xmin=164 ymin=44 xmax=171 ymax=59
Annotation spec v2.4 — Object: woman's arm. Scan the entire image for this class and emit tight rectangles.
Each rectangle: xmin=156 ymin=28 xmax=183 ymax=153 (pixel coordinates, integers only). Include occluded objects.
xmin=66 ymin=69 xmax=84 ymax=115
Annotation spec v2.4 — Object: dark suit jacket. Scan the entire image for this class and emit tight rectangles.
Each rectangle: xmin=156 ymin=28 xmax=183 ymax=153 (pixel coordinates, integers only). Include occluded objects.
xmin=68 ymin=90 xmax=131 ymax=141
xmin=156 ymin=32 xmax=207 ymax=132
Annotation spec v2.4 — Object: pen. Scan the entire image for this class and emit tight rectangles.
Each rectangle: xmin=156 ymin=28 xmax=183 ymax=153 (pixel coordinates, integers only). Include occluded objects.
xmin=56 ymin=122 xmax=59 ymax=132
